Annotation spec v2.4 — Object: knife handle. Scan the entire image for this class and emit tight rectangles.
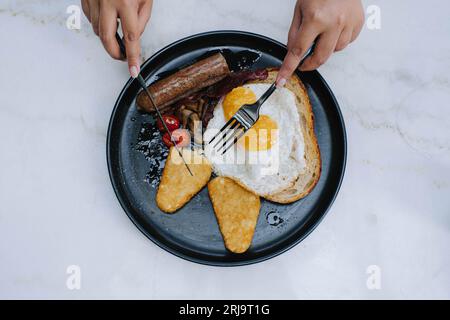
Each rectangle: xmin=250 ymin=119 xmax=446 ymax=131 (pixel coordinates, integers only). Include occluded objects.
xmin=115 ymin=32 xmax=127 ymax=59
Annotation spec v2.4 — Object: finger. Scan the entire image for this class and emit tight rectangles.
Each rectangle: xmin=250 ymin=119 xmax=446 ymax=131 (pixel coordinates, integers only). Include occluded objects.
xmin=351 ymin=24 xmax=364 ymax=42
xmin=98 ymin=2 xmax=121 ymax=60
xmin=88 ymin=0 xmax=100 ymax=35
xmin=277 ymin=23 xmax=319 ymax=86
xmin=81 ymin=0 xmax=90 ymax=21
xmin=300 ymin=30 xmax=340 ymax=71
xmin=138 ymin=0 xmax=153 ymax=35
xmin=351 ymin=3 xmax=366 ymax=42
xmin=335 ymin=27 xmax=352 ymax=52
xmin=287 ymin=1 xmax=302 ymax=51
xmin=120 ymin=5 xmax=141 ymax=77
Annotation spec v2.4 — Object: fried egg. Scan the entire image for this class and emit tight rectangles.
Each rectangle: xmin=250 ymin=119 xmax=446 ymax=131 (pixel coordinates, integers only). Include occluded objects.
xmin=204 ymin=83 xmax=306 ymax=196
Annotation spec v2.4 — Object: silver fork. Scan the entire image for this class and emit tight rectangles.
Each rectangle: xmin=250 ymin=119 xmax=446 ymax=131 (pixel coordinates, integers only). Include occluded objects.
xmin=208 ymin=44 xmax=316 ymax=155
xmin=208 ymin=82 xmax=277 ymax=155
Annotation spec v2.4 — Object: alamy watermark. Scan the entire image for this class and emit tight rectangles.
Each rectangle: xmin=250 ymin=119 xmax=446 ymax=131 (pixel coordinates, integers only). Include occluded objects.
xmin=66 ymin=265 xmax=81 ymax=290
xmin=366 ymin=265 xmax=381 ymax=290
xmin=66 ymin=5 xmax=81 ymax=30
xmin=366 ymin=5 xmax=381 ymax=30
xmin=66 ymin=4 xmax=382 ymax=31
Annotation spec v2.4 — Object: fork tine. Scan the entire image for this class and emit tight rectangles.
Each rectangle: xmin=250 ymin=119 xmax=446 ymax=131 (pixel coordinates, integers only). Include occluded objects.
xmin=208 ymin=117 xmax=236 ymax=145
xmin=212 ymin=119 xmax=240 ymax=149
xmin=220 ymin=128 xmax=247 ymax=155
xmin=216 ymin=123 xmax=243 ymax=153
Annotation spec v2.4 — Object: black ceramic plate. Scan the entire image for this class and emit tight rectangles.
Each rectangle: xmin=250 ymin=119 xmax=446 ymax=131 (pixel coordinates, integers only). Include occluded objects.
xmin=107 ymin=31 xmax=346 ymax=266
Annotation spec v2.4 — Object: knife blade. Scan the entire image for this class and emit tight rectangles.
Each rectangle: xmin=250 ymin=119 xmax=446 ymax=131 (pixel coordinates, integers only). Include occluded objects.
xmin=136 ymin=75 xmax=194 ymax=176
xmin=115 ymin=32 xmax=194 ymax=176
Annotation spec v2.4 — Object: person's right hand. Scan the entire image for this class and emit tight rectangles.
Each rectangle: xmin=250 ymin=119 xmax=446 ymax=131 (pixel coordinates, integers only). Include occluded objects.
xmin=81 ymin=0 xmax=153 ymax=78
xmin=277 ymin=0 xmax=364 ymax=87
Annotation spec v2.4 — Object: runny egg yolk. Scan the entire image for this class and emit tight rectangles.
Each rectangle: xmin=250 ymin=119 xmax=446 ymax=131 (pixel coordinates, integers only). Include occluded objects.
xmin=223 ymin=87 xmax=257 ymax=121
xmin=223 ymin=87 xmax=278 ymax=151
xmin=241 ymin=115 xmax=278 ymax=151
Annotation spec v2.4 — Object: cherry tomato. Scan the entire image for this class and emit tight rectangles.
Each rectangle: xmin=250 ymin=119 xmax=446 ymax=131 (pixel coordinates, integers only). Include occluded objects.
xmin=162 ymin=129 xmax=191 ymax=148
xmin=156 ymin=115 xmax=180 ymax=132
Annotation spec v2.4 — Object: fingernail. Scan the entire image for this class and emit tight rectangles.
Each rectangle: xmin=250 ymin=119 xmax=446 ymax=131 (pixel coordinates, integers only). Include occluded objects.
xmin=277 ymin=78 xmax=287 ymax=88
xmin=130 ymin=65 xmax=139 ymax=78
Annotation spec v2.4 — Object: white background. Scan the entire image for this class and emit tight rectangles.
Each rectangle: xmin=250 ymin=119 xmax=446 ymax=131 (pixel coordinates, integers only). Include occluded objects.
xmin=0 ymin=0 xmax=449 ymax=299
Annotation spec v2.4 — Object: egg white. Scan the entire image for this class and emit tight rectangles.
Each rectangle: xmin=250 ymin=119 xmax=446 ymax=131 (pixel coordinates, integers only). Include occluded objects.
xmin=204 ymin=83 xmax=306 ymax=196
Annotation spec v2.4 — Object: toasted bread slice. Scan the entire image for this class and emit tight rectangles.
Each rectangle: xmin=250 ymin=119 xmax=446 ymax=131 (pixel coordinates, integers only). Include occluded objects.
xmin=241 ymin=68 xmax=321 ymax=204
xmin=208 ymin=177 xmax=261 ymax=253
xmin=156 ymin=147 xmax=212 ymax=213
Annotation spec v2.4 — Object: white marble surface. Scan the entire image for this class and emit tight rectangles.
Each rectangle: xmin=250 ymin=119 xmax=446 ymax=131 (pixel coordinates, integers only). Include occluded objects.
xmin=0 ymin=0 xmax=449 ymax=299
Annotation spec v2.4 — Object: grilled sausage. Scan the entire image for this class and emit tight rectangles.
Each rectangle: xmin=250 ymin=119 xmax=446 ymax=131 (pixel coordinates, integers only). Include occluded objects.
xmin=136 ymin=53 xmax=230 ymax=113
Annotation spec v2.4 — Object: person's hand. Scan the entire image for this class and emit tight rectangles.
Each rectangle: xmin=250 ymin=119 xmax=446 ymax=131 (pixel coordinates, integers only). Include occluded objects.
xmin=81 ymin=0 xmax=153 ymax=78
xmin=277 ymin=0 xmax=364 ymax=86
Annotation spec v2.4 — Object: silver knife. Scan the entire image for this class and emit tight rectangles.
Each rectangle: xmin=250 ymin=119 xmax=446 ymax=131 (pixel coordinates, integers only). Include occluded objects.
xmin=136 ymin=75 xmax=193 ymax=176
xmin=115 ymin=32 xmax=194 ymax=176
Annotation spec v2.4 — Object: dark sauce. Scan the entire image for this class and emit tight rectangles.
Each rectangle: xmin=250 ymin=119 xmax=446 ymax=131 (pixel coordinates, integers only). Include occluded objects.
xmin=266 ymin=210 xmax=284 ymax=227
xmin=135 ymin=121 xmax=169 ymax=188
xmin=154 ymin=49 xmax=262 ymax=81
xmin=220 ymin=49 xmax=262 ymax=72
